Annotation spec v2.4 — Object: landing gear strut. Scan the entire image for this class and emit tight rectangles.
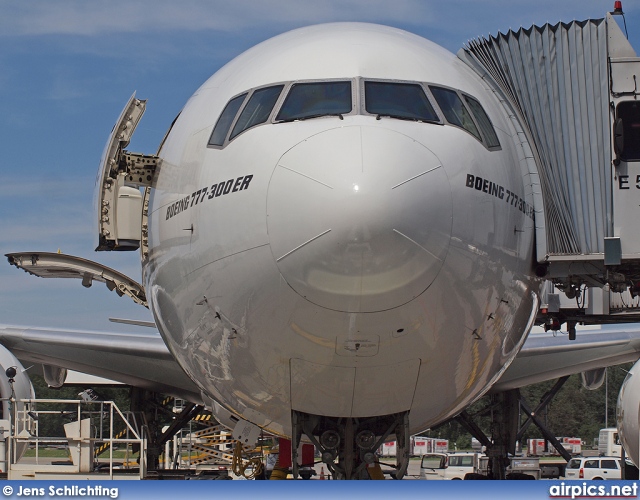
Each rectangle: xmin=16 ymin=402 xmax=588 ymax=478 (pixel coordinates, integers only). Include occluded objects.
xmin=291 ymin=410 xmax=410 ymax=479
xmin=130 ymin=389 xmax=203 ymax=470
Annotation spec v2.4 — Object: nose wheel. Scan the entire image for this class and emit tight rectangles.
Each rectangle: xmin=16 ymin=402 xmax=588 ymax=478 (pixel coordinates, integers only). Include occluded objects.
xmin=291 ymin=410 xmax=410 ymax=480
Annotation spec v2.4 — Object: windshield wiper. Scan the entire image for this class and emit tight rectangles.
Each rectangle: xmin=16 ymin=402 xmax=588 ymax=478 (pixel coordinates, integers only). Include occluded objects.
xmin=277 ymin=113 xmax=344 ymax=123
xmin=375 ymin=113 xmax=421 ymax=122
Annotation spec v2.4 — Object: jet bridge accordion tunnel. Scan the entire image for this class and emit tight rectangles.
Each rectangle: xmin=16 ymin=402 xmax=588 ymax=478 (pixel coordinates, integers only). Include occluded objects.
xmin=460 ymin=13 xmax=640 ymax=328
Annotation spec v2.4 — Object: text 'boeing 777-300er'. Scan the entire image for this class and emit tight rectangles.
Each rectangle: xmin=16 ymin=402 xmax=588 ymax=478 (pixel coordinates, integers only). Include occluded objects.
xmin=5 ymin=9 xmax=640 ymax=479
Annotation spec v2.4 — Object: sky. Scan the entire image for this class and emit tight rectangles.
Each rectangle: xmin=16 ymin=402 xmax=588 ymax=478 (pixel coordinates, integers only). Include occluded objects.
xmin=0 ymin=0 xmax=638 ymax=333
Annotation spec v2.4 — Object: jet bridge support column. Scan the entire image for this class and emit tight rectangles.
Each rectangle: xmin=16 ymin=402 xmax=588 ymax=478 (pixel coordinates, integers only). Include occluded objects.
xmin=486 ymin=390 xmax=520 ymax=479
xmin=452 ymin=394 xmax=513 ymax=478
xmin=452 ymin=379 xmax=573 ymax=479
xmin=455 ymin=391 xmax=520 ymax=479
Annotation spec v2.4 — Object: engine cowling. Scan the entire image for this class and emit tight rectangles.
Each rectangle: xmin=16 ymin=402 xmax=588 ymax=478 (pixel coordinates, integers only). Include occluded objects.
xmin=0 ymin=345 xmax=35 ymax=418
xmin=582 ymin=368 xmax=606 ymax=390
xmin=0 ymin=345 xmax=36 ymax=420
xmin=617 ymin=359 xmax=640 ymax=467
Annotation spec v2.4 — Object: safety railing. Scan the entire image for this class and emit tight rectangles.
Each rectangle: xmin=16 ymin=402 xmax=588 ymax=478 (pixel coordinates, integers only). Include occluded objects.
xmin=6 ymin=398 xmax=146 ymax=479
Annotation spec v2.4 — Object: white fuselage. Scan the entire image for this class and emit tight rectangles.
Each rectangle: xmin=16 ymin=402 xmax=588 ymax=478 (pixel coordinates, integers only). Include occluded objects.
xmin=144 ymin=23 xmax=539 ymax=437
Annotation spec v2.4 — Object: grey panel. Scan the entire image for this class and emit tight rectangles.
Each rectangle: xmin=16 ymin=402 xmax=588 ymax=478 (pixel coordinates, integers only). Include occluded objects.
xmin=462 ymin=19 xmax=611 ymax=256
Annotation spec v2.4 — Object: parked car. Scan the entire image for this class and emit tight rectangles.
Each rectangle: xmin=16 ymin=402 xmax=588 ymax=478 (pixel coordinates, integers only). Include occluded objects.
xmin=564 ymin=456 xmax=622 ymax=480
xmin=420 ymin=453 xmax=448 ymax=479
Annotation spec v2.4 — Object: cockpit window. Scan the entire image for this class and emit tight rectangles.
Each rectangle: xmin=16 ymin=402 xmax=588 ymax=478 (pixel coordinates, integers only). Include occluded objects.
xmin=208 ymin=93 xmax=247 ymax=146
xmin=364 ymin=81 xmax=438 ymax=122
xmin=276 ymin=81 xmax=352 ymax=122
xmin=464 ymin=95 xmax=500 ymax=148
xmin=230 ymin=85 xmax=284 ymax=140
xmin=429 ymin=86 xmax=481 ymax=141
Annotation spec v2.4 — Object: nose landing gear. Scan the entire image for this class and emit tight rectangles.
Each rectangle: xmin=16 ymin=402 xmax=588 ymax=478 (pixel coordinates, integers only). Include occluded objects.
xmin=291 ymin=410 xmax=410 ymax=480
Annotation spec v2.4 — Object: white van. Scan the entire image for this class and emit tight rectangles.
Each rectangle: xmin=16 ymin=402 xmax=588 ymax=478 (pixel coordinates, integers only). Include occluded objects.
xmin=420 ymin=453 xmax=447 ymax=479
xmin=420 ymin=452 xmax=481 ymax=480
xmin=564 ymin=457 xmax=622 ymax=480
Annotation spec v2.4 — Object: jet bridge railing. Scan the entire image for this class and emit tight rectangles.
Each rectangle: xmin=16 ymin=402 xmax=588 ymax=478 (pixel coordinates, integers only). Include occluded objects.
xmin=6 ymin=398 xmax=146 ymax=480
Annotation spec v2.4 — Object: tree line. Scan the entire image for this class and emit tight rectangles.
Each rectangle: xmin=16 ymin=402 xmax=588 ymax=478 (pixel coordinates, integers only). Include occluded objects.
xmin=27 ymin=375 xmax=131 ymax=438
xmin=432 ymin=363 xmax=633 ymax=450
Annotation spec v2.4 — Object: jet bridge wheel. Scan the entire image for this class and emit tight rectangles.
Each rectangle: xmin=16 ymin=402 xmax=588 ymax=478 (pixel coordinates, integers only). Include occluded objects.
xmin=291 ymin=409 xmax=410 ymax=480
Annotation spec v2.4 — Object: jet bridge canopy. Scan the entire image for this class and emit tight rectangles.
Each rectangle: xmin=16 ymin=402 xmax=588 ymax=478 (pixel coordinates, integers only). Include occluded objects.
xmin=460 ymin=13 xmax=640 ymax=327
xmin=461 ymin=14 xmax=640 ymax=290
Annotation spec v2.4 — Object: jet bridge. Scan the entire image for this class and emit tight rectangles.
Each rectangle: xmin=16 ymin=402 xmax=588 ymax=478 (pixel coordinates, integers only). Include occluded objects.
xmin=460 ymin=12 xmax=640 ymax=327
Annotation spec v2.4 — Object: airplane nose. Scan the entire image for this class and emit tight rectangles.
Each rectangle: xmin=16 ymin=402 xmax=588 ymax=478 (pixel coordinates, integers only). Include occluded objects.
xmin=267 ymin=125 xmax=452 ymax=313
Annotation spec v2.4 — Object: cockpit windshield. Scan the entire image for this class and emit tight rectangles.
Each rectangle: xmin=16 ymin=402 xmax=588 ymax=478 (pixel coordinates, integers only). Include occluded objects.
xmin=210 ymin=78 xmax=500 ymax=151
xmin=276 ymin=81 xmax=352 ymax=122
xmin=429 ymin=86 xmax=481 ymax=140
xmin=364 ymin=81 xmax=438 ymax=122
xmin=464 ymin=95 xmax=500 ymax=148
xmin=230 ymin=85 xmax=284 ymax=140
xmin=209 ymin=93 xmax=247 ymax=146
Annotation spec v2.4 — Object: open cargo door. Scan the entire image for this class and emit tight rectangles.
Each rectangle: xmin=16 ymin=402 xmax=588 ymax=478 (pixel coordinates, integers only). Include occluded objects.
xmin=95 ymin=93 xmax=158 ymax=252
xmin=6 ymin=252 xmax=147 ymax=307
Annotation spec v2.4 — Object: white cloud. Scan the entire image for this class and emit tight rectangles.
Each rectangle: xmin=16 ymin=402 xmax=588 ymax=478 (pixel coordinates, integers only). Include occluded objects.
xmin=0 ymin=176 xmax=94 ymax=198
xmin=0 ymin=0 xmax=435 ymax=36
xmin=47 ymin=72 xmax=93 ymax=101
xmin=0 ymin=0 xmax=625 ymax=39
xmin=0 ymin=0 xmax=629 ymax=61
